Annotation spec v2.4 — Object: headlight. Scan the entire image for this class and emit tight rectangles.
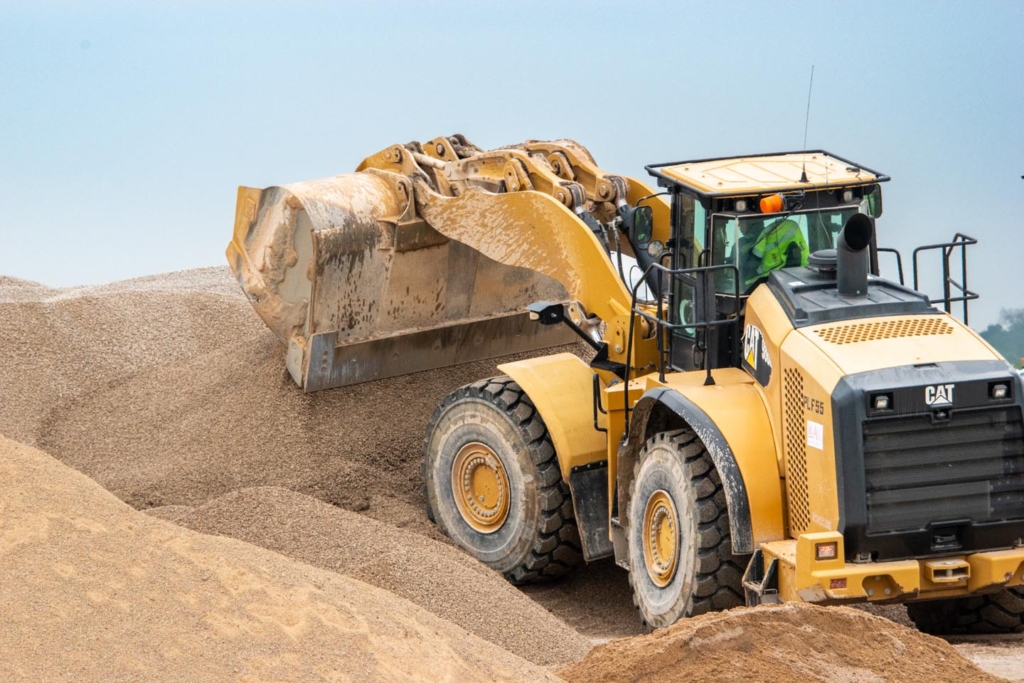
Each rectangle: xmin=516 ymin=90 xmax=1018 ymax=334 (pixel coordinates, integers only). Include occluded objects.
xmin=871 ymin=392 xmax=893 ymax=411
xmin=991 ymin=383 xmax=1010 ymax=400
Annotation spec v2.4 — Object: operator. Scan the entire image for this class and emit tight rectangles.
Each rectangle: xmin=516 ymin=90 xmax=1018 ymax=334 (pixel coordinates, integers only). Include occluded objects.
xmin=738 ymin=217 xmax=809 ymax=292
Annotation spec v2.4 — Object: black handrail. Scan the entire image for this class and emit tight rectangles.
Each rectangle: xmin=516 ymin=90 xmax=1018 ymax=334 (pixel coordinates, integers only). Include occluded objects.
xmin=912 ymin=233 xmax=978 ymax=324
xmin=592 ymin=373 xmax=608 ymax=434
xmin=622 ymin=261 xmax=741 ymax=429
xmin=876 ymin=247 xmax=905 ymax=285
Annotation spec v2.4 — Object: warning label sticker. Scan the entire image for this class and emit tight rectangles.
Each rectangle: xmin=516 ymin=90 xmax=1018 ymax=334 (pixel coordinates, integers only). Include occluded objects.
xmin=807 ymin=420 xmax=824 ymax=451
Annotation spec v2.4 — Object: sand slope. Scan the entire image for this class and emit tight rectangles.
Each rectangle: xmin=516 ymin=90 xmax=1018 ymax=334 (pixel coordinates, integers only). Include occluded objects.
xmin=158 ymin=486 xmax=591 ymax=666
xmin=0 ymin=435 xmax=558 ymax=682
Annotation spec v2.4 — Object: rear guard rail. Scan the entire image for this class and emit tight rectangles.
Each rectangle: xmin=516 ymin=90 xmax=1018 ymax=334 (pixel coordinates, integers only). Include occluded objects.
xmin=912 ymin=233 xmax=979 ymax=324
xmin=879 ymin=233 xmax=978 ymax=323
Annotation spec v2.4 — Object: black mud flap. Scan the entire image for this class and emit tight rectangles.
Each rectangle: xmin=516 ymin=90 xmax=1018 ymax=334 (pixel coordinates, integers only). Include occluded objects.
xmin=568 ymin=462 xmax=613 ymax=561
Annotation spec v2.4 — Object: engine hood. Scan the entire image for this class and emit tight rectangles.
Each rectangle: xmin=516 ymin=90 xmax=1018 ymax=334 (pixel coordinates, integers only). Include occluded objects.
xmin=798 ymin=314 xmax=1004 ymax=376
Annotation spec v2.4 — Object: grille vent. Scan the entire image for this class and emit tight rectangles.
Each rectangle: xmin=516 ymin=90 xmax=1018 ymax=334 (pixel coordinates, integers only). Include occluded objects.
xmin=784 ymin=367 xmax=810 ymax=534
xmin=863 ymin=407 xmax=1024 ymax=534
xmin=815 ymin=317 xmax=953 ymax=345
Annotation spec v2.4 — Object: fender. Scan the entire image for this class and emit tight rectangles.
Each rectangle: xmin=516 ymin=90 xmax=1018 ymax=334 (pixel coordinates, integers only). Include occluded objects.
xmin=619 ymin=373 xmax=785 ymax=554
xmin=498 ymin=353 xmax=612 ymax=561
xmin=497 ymin=353 xmax=607 ymax=478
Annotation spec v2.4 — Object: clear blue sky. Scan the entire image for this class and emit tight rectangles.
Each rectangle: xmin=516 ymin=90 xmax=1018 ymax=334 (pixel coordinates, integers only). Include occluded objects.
xmin=2 ymin=1 xmax=1021 ymax=328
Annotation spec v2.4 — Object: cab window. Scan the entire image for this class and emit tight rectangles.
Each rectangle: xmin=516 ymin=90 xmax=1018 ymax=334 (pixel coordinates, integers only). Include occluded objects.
xmin=709 ymin=207 xmax=860 ymax=294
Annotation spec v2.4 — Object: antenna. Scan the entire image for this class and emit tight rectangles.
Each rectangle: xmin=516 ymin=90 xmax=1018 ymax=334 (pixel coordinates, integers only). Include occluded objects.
xmin=800 ymin=65 xmax=814 ymax=183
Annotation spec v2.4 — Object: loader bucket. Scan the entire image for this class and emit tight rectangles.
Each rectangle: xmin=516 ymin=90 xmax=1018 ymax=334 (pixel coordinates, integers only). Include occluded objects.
xmin=227 ymin=171 xmax=573 ymax=391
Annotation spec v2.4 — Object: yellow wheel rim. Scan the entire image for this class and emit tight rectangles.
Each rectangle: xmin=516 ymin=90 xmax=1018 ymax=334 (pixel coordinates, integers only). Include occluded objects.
xmin=642 ymin=490 xmax=679 ymax=587
xmin=451 ymin=442 xmax=511 ymax=534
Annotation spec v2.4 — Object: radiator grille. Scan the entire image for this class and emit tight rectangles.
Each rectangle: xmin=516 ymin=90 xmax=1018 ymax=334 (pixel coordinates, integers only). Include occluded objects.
xmin=784 ymin=368 xmax=810 ymax=534
xmin=815 ymin=317 xmax=953 ymax=345
xmin=863 ymin=407 xmax=1024 ymax=534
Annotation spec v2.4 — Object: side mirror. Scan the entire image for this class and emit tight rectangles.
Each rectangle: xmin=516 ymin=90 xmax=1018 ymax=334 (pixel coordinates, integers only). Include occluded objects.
xmin=630 ymin=205 xmax=654 ymax=245
xmin=865 ymin=185 xmax=883 ymax=218
xmin=624 ymin=204 xmax=661 ymax=298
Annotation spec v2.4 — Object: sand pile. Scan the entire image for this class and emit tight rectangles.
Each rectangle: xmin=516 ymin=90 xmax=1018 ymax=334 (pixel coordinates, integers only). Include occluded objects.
xmin=151 ymin=486 xmax=590 ymax=666
xmin=557 ymin=602 xmax=1000 ymax=683
xmin=0 ymin=268 xmax=587 ymax=534
xmin=0 ymin=435 xmax=558 ymax=682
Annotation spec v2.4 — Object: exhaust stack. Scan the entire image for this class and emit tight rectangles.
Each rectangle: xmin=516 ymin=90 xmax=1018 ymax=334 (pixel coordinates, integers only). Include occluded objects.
xmin=836 ymin=213 xmax=873 ymax=297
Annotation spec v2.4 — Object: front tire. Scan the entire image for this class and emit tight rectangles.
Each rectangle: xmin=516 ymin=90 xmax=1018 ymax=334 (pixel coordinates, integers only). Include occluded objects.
xmin=628 ymin=430 xmax=747 ymax=629
xmin=908 ymin=587 xmax=1024 ymax=634
xmin=423 ymin=376 xmax=583 ymax=583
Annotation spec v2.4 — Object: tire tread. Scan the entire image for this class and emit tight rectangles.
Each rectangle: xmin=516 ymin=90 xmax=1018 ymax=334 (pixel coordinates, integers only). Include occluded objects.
xmin=423 ymin=376 xmax=582 ymax=584
xmin=628 ymin=430 xmax=747 ymax=628
xmin=908 ymin=587 xmax=1024 ymax=634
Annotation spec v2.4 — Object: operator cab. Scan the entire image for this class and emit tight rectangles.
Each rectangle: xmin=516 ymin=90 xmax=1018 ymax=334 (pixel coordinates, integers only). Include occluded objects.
xmin=642 ymin=151 xmax=889 ymax=374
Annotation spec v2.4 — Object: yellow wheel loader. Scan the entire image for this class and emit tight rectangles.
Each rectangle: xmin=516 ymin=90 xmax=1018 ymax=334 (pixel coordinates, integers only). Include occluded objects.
xmin=229 ymin=136 xmax=1024 ymax=632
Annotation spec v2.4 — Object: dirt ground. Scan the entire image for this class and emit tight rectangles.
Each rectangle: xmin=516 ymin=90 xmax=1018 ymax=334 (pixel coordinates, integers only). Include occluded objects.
xmin=1 ymin=267 xmax=1021 ymax=681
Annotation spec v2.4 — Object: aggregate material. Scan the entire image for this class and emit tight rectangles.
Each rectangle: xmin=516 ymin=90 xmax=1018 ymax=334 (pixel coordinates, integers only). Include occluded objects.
xmin=557 ymin=602 xmax=1002 ymax=683
xmin=0 ymin=436 xmax=558 ymax=682
xmin=0 ymin=266 xmax=585 ymax=535
xmin=1 ymin=267 xmax=1019 ymax=682
xmin=165 ymin=486 xmax=591 ymax=666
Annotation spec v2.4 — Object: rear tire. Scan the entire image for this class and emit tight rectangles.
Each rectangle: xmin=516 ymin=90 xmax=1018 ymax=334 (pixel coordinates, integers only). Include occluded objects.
xmin=628 ymin=430 xmax=747 ymax=629
xmin=907 ymin=587 xmax=1024 ymax=634
xmin=423 ymin=376 xmax=583 ymax=583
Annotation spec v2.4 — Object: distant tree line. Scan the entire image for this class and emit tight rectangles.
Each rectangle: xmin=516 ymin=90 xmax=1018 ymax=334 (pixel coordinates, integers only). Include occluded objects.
xmin=981 ymin=309 xmax=1024 ymax=368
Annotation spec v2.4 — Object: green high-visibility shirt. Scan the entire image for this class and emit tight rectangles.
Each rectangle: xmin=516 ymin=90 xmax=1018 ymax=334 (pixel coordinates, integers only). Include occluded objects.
xmin=744 ymin=219 xmax=808 ymax=286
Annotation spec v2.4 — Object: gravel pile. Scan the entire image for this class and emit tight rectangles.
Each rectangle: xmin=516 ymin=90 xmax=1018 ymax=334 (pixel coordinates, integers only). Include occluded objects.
xmin=0 ymin=266 xmax=586 ymax=535
xmin=0 ymin=267 xmax=263 ymax=453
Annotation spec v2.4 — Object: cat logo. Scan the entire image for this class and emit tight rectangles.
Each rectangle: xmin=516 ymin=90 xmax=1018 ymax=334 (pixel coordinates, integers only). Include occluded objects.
xmin=741 ymin=324 xmax=772 ymax=387
xmin=924 ymin=383 xmax=955 ymax=406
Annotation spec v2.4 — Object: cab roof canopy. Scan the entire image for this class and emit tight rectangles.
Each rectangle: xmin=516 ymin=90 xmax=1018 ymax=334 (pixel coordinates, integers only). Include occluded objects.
xmin=646 ymin=150 xmax=889 ymax=200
